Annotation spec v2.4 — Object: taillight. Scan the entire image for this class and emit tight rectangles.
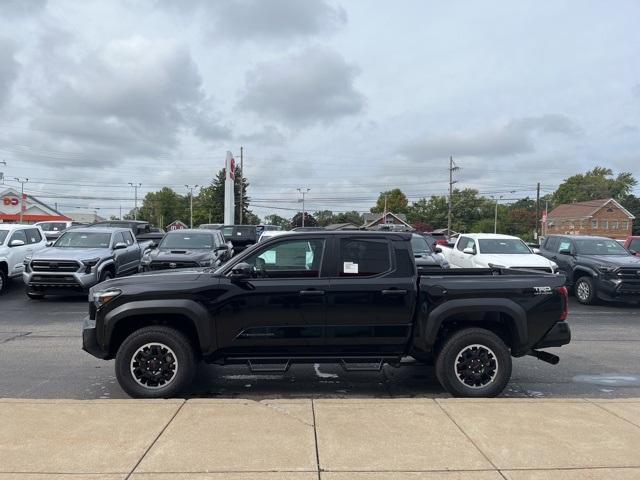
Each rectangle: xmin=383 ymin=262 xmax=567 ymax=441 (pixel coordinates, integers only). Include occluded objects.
xmin=557 ymin=286 xmax=569 ymax=321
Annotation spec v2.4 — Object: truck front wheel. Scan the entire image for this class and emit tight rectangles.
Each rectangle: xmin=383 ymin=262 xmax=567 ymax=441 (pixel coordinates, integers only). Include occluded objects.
xmin=435 ymin=328 xmax=512 ymax=398
xmin=115 ymin=326 xmax=196 ymax=398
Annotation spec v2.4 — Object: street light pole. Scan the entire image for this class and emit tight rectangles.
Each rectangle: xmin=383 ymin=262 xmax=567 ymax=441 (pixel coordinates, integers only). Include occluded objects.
xmin=185 ymin=184 xmax=199 ymax=228
xmin=297 ymin=188 xmax=310 ymax=227
xmin=128 ymin=182 xmax=141 ymax=220
xmin=494 ymin=195 xmax=503 ymax=234
xmin=14 ymin=177 xmax=28 ymax=223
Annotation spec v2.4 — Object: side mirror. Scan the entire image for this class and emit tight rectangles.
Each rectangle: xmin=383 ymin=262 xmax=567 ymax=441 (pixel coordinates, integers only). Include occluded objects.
xmin=113 ymin=242 xmax=127 ymax=250
xmin=629 ymin=249 xmax=637 ymax=255
xmin=215 ymin=246 xmax=228 ymax=252
xmin=434 ymin=246 xmax=442 ymax=253
xmin=9 ymin=239 xmax=25 ymax=247
xmin=532 ymin=248 xmax=541 ymax=254
xmin=558 ymin=248 xmax=572 ymax=256
xmin=462 ymin=247 xmax=475 ymax=255
xmin=230 ymin=262 xmax=253 ymax=279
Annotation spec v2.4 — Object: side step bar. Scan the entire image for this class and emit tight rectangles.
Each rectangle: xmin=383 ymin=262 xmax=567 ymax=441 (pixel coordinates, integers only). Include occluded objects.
xmin=220 ymin=356 xmax=401 ymax=373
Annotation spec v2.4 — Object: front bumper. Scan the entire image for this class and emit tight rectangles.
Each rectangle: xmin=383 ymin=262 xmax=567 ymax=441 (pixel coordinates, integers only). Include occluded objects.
xmin=595 ymin=278 xmax=640 ymax=303
xmin=82 ymin=315 xmax=109 ymax=359
xmin=534 ymin=321 xmax=572 ymax=349
xmin=23 ymin=270 xmax=99 ymax=294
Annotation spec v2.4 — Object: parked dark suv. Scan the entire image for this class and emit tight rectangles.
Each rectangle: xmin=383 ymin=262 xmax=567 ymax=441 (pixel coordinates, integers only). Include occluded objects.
xmin=539 ymin=235 xmax=640 ymax=304
xmin=220 ymin=225 xmax=258 ymax=254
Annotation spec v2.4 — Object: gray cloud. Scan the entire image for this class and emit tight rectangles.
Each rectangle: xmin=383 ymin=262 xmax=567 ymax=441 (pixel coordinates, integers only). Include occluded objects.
xmin=239 ymin=46 xmax=364 ymax=126
xmin=401 ymin=115 xmax=581 ymax=161
xmin=0 ymin=0 xmax=47 ymax=17
xmin=21 ymin=36 xmax=229 ymax=166
xmin=238 ymin=125 xmax=286 ymax=146
xmin=0 ymin=38 xmax=19 ymax=108
xmin=633 ymin=83 xmax=640 ymax=99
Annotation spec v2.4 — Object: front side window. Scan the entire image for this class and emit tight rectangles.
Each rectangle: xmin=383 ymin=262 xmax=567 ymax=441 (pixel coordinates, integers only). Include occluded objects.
xmin=410 ymin=235 xmax=432 ymax=255
xmin=9 ymin=229 xmax=27 ymax=245
xmin=0 ymin=230 xmax=8 ymax=245
xmin=241 ymin=239 xmax=324 ymax=278
xmin=557 ymin=240 xmax=572 ymax=253
xmin=160 ymin=233 xmax=214 ymax=249
xmin=122 ymin=231 xmax=134 ymax=246
xmin=457 ymin=237 xmax=476 ymax=252
xmin=575 ymin=238 xmax=629 ymax=255
xmin=339 ymin=238 xmax=390 ymax=277
xmin=54 ymin=232 xmax=112 ymax=248
xmin=478 ymin=239 xmax=531 ymax=254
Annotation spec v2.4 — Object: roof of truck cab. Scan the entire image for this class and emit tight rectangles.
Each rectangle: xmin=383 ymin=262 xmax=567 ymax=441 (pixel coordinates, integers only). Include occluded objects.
xmin=64 ymin=227 xmax=129 ymax=234
xmin=164 ymin=229 xmax=217 ymax=235
xmin=262 ymin=230 xmax=412 ymax=240
xmin=458 ymin=233 xmax=521 ymax=240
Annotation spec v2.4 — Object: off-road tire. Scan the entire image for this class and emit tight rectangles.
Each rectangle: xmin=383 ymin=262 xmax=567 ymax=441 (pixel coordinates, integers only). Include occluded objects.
xmin=115 ymin=326 xmax=196 ymax=398
xmin=0 ymin=269 xmax=7 ymax=294
xmin=98 ymin=269 xmax=113 ymax=283
xmin=435 ymin=328 xmax=512 ymax=398
xmin=574 ymin=276 xmax=596 ymax=305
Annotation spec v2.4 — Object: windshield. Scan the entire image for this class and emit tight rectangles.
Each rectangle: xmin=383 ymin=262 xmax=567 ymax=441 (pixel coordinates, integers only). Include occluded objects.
xmin=38 ymin=222 xmax=67 ymax=232
xmin=160 ymin=233 xmax=214 ymax=249
xmin=575 ymin=238 xmax=630 ymax=255
xmin=411 ymin=235 xmax=432 ymax=254
xmin=0 ymin=230 xmax=8 ymax=246
xmin=54 ymin=231 xmax=111 ymax=248
xmin=478 ymin=239 xmax=532 ymax=254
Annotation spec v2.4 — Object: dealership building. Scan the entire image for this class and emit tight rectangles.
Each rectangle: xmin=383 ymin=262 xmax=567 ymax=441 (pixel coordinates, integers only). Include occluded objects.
xmin=0 ymin=187 xmax=71 ymax=224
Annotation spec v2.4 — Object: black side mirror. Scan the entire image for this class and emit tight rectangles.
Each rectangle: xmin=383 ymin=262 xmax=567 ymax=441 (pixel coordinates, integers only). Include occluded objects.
xmin=629 ymin=249 xmax=637 ymax=255
xmin=113 ymin=242 xmax=127 ymax=250
xmin=434 ymin=246 xmax=442 ymax=253
xmin=215 ymin=246 xmax=228 ymax=252
xmin=230 ymin=262 xmax=253 ymax=279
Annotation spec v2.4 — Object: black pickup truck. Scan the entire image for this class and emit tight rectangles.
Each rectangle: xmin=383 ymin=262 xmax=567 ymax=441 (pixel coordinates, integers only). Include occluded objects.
xmin=83 ymin=231 xmax=570 ymax=398
xmin=539 ymin=234 xmax=640 ymax=304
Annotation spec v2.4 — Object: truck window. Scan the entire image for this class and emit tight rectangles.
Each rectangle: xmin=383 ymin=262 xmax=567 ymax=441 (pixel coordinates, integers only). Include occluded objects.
xmin=244 ymin=239 xmax=325 ymax=278
xmin=544 ymin=237 xmax=558 ymax=252
xmin=630 ymin=239 xmax=640 ymax=251
xmin=457 ymin=236 xmax=475 ymax=252
xmin=9 ymin=229 xmax=27 ymax=244
xmin=557 ymin=240 xmax=572 ymax=253
xmin=122 ymin=231 xmax=134 ymax=246
xmin=26 ymin=228 xmax=43 ymax=244
xmin=339 ymin=238 xmax=390 ymax=277
xmin=112 ymin=232 xmax=125 ymax=246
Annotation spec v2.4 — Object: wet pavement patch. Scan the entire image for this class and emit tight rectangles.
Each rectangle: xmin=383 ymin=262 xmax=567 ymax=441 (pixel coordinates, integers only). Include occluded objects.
xmin=573 ymin=373 xmax=640 ymax=387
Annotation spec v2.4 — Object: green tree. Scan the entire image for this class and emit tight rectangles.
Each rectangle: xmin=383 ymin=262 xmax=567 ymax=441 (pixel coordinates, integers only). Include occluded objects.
xmin=370 ymin=188 xmax=409 ymax=214
xmin=313 ymin=210 xmax=335 ymax=227
xmin=290 ymin=212 xmax=318 ymax=228
xmin=136 ymin=187 xmax=188 ymax=228
xmin=333 ymin=210 xmax=363 ymax=225
xmin=554 ymin=167 xmax=637 ymax=205
xmin=620 ymin=194 xmax=640 ymax=235
xmin=264 ymin=214 xmax=291 ymax=229
xmin=194 ymin=167 xmax=256 ymax=225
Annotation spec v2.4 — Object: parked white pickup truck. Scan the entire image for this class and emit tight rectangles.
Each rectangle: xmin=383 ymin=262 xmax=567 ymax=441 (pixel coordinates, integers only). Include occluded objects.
xmin=440 ymin=233 xmax=558 ymax=273
xmin=0 ymin=224 xmax=47 ymax=293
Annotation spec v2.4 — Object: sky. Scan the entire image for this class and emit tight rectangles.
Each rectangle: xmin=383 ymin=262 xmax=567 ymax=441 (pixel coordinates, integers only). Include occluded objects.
xmin=0 ymin=0 xmax=639 ymax=219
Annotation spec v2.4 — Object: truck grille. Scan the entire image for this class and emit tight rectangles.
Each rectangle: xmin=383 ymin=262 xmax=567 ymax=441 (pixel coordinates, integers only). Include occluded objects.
xmin=31 ymin=260 xmax=81 ymax=272
xmin=617 ymin=268 xmax=640 ymax=280
xmin=149 ymin=261 xmax=199 ymax=270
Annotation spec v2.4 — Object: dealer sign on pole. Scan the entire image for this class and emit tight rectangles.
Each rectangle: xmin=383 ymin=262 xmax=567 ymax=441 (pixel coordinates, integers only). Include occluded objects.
xmin=223 ymin=151 xmax=235 ymax=225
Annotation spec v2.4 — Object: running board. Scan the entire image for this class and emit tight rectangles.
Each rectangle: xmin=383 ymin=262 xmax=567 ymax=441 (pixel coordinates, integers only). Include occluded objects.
xmin=220 ymin=356 xmax=401 ymax=372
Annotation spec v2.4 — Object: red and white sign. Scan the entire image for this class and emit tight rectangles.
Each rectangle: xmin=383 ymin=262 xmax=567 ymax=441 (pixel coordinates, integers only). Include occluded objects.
xmin=3 ymin=197 xmax=19 ymax=206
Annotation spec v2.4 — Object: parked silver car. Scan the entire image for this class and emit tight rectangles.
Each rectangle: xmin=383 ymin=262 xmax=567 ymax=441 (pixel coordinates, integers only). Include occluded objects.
xmin=23 ymin=227 xmax=151 ymax=299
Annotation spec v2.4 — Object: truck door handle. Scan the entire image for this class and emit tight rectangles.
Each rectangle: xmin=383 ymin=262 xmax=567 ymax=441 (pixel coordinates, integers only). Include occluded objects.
xmin=299 ymin=289 xmax=325 ymax=296
xmin=381 ymin=289 xmax=407 ymax=296
xmin=551 ymin=256 xmax=558 ymax=260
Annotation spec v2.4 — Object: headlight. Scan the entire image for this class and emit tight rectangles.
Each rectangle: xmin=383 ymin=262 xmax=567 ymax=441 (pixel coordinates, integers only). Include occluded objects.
xmin=596 ymin=265 xmax=616 ymax=274
xmin=487 ymin=263 xmax=506 ymax=269
xmin=23 ymin=255 xmax=32 ymax=264
xmin=82 ymin=257 xmax=100 ymax=274
xmin=141 ymin=252 xmax=151 ymax=265
xmin=92 ymin=288 xmax=122 ymax=308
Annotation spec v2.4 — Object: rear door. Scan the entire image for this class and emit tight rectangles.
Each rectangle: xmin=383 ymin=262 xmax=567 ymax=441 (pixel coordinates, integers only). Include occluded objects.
xmin=323 ymin=235 xmax=416 ymax=354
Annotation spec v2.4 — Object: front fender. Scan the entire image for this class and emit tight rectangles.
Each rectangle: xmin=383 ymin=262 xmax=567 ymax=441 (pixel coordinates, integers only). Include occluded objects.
xmin=572 ymin=265 xmax=598 ymax=280
xmin=420 ymin=298 xmax=528 ymax=356
xmin=102 ymin=299 xmax=215 ymax=355
xmin=97 ymin=258 xmax=115 ymax=275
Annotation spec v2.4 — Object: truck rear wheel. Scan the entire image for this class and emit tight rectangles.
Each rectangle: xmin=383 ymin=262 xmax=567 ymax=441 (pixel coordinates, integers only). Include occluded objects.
xmin=435 ymin=328 xmax=512 ymax=398
xmin=115 ymin=326 xmax=196 ymax=398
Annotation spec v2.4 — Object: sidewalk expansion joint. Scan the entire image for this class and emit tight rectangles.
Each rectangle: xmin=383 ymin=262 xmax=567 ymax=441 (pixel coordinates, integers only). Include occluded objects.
xmin=311 ymin=398 xmax=322 ymax=480
xmin=124 ymin=398 xmax=186 ymax=480
xmin=435 ymin=400 xmax=508 ymax=480
xmin=587 ymin=398 xmax=640 ymax=431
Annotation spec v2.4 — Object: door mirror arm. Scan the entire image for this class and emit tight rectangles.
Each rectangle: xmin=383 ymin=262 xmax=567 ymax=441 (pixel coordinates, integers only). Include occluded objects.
xmin=229 ymin=262 xmax=254 ymax=281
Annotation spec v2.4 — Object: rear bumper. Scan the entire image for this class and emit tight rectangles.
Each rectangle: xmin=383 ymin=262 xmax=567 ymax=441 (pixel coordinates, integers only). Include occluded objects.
xmin=534 ymin=321 xmax=571 ymax=349
xmin=82 ymin=316 xmax=109 ymax=359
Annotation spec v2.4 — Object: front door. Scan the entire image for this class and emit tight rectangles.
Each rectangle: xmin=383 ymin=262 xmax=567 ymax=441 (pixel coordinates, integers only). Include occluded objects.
xmin=554 ymin=238 xmax=575 ymax=283
xmin=323 ymin=236 xmax=416 ymax=355
xmin=211 ymin=237 xmax=329 ymax=356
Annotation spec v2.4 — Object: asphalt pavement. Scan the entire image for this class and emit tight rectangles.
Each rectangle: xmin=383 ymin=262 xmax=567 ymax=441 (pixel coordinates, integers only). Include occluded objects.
xmin=1 ymin=277 xmax=639 ymax=399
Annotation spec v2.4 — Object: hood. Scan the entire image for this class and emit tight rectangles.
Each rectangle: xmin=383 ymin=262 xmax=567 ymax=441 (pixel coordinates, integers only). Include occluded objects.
xmin=95 ymin=268 xmax=210 ymax=291
xmin=477 ymin=253 xmax=553 ymax=268
xmin=148 ymin=248 xmax=214 ymax=262
xmin=31 ymin=247 xmax=111 ymax=261
xmin=580 ymin=254 xmax=640 ymax=267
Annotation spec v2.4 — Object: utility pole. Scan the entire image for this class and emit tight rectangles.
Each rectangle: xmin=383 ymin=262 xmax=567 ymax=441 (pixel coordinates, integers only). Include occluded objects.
xmin=14 ymin=177 xmax=28 ymax=223
xmin=128 ymin=182 xmax=141 ymax=220
xmin=535 ymin=182 xmax=540 ymax=240
xmin=448 ymin=157 xmax=459 ymax=234
xmin=239 ymin=146 xmax=244 ymax=225
xmin=297 ymin=188 xmax=310 ymax=227
xmin=119 ymin=205 xmax=122 ymax=220
xmin=493 ymin=195 xmax=504 ymax=234
xmin=185 ymin=184 xmax=199 ymax=228
xmin=0 ymin=160 xmax=6 ymax=184
xmin=383 ymin=194 xmax=388 ymax=220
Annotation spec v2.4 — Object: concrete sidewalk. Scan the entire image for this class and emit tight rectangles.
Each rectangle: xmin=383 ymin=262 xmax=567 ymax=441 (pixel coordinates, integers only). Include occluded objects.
xmin=1 ymin=398 xmax=639 ymax=479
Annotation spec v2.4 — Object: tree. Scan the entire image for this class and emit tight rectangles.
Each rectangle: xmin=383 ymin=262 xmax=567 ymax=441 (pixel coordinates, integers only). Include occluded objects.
xmin=194 ymin=167 xmax=256 ymax=225
xmin=554 ymin=167 xmax=637 ymax=205
xmin=264 ymin=214 xmax=291 ymax=229
xmin=333 ymin=210 xmax=363 ymax=225
xmin=620 ymin=194 xmax=640 ymax=235
xmin=371 ymin=189 xmax=409 ymax=214
xmin=290 ymin=212 xmax=318 ymax=228
xmin=313 ymin=210 xmax=335 ymax=227
xmin=136 ymin=187 xmax=188 ymax=228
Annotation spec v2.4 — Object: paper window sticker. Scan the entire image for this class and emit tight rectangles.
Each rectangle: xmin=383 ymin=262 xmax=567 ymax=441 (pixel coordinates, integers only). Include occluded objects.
xmin=343 ymin=262 xmax=358 ymax=274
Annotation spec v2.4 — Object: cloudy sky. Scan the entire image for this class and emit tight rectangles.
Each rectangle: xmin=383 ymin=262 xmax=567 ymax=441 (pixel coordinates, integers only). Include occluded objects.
xmin=0 ymin=0 xmax=639 ymax=219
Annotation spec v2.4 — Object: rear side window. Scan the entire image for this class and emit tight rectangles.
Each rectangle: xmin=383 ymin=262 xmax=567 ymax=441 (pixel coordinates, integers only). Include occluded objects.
xmin=26 ymin=229 xmax=43 ymax=244
xmin=339 ymin=238 xmax=391 ymax=277
xmin=544 ymin=237 xmax=558 ymax=252
xmin=630 ymin=239 xmax=640 ymax=252
xmin=112 ymin=232 xmax=125 ymax=245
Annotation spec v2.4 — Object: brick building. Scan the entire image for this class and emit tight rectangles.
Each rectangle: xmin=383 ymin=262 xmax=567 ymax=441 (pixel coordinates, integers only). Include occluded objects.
xmin=545 ymin=198 xmax=634 ymax=239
